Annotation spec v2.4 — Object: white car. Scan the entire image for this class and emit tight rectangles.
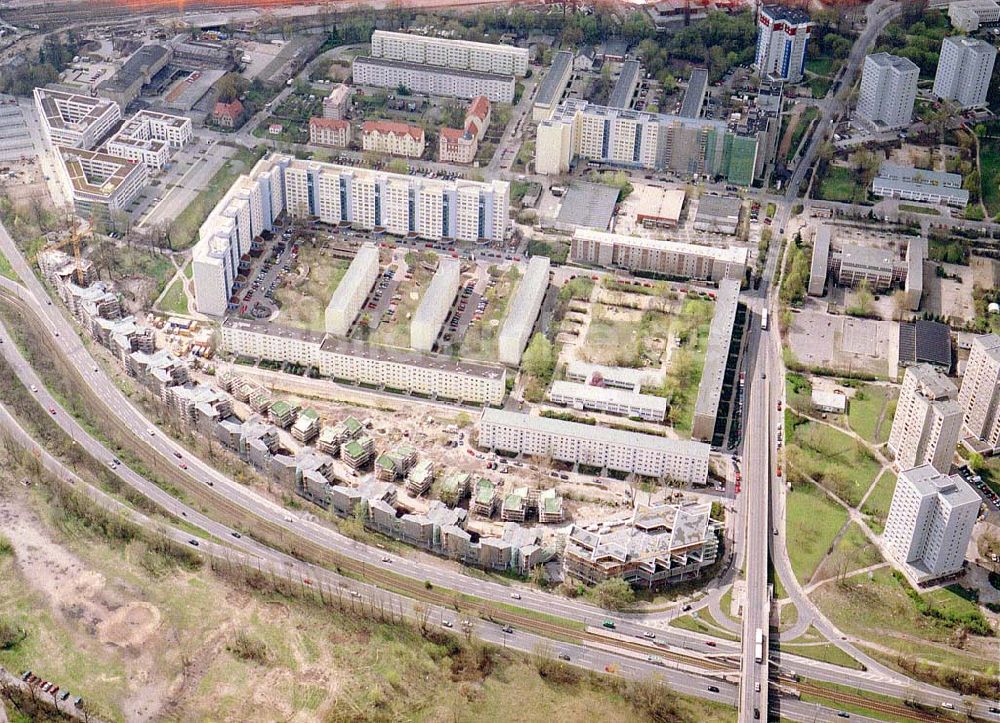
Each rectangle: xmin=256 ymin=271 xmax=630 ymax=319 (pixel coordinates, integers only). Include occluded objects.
xmin=30 ymin=385 xmax=37 ymax=393
xmin=147 ymin=428 xmax=155 ymax=436
xmin=510 ymin=592 xmax=521 ymax=600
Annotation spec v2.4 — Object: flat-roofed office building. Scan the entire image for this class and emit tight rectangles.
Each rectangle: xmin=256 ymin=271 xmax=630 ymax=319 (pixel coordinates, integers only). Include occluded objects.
xmin=34 ymin=87 xmax=121 ymax=150
xmin=353 ymin=56 xmax=515 ymax=103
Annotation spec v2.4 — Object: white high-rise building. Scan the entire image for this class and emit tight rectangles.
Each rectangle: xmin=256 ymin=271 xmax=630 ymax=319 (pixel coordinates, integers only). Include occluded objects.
xmin=957 ymin=334 xmax=1000 ymax=452
xmin=193 ymin=154 xmax=508 ymax=316
xmin=855 ymin=53 xmax=919 ymax=131
xmin=888 ymin=364 xmax=962 ymax=474
xmin=370 ymin=30 xmax=529 ymax=77
xmin=754 ymin=5 xmax=812 ymax=83
xmin=932 ymin=36 xmax=997 ymax=109
xmin=884 ymin=465 xmax=980 ymax=584
xmin=325 ymin=244 xmax=380 ymax=337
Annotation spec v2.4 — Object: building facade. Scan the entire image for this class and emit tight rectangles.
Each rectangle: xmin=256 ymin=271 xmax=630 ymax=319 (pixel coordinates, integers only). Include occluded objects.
xmin=370 ymin=30 xmax=529 ymax=77
xmin=497 ymin=256 xmax=550 ymax=366
xmin=55 ymin=147 xmax=149 ymax=218
xmin=888 ymin=364 xmax=963 ymax=474
xmin=570 ymin=228 xmax=748 ymax=282
xmin=361 ymin=120 xmax=426 ymax=158
xmin=884 ymin=465 xmax=979 ymax=584
xmin=410 ymin=256 xmax=461 ymax=351
xmin=325 ymin=243 xmax=380 ymax=336
xmin=933 ymin=36 xmax=997 ymax=109
xmin=353 ymin=56 xmax=515 ymax=103
xmin=34 ymin=88 xmax=121 ymax=150
xmin=309 ymin=117 xmax=351 ymax=148
xmin=535 ymin=99 xmax=759 ymax=186
xmin=949 ymin=0 xmax=1000 ymax=31
xmin=754 ymin=5 xmax=812 ymax=82
xmin=855 ymin=53 xmax=919 ymax=131
xmin=548 ymin=380 xmax=667 ymax=422
xmin=958 ymin=334 xmax=1000 ymax=453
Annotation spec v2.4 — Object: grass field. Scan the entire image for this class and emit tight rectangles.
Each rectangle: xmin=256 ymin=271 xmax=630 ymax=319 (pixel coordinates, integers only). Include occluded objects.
xmin=785 ymin=373 xmax=813 ymax=412
xmin=460 ymin=266 xmax=520 ymax=361
xmin=861 ymin=470 xmax=897 ymax=534
xmin=158 ymin=278 xmax=189 ymax=315
xmin=781 ymin=641 xmax=865 ymax=670
xmin=170 ymin=145 xmax=266 ymax=250
xmin=668 ymin=613 xmax=740 ymax=641
xmin=785 ymin=107 xmax=820 ymax=162
xmin=0 ymin=249 xmax=16 ymax=281
xmin=786 ymin=414 xmax=881 ymax=507
xmin=848 ymin=384 xmax=896 ymax=445
xmin=368 ymin=252 xmax=434 ymax=348
xmin=786 ymin=481 xmax=849 ymax=583
xmin=814 ymin=522 xmax=883 ymax=582
xmin=981 ymin=124 xmax=1000 ymax=218
xmin=274 ymin=245 xmax=351 ymax=332
xmin=810 ymin=568 xmax=998 ymax=675
xmin=660 ymin=298 xmax=715 ymax=435
xmin=817 ymin=165 xmax=865 ymax=203
xmin=898 ymin=203 xmax=940 ymax=216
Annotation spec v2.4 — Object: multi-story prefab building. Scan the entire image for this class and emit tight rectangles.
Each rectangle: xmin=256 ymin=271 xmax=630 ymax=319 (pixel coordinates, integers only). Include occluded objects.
xmin=548 ymin=380 xmax=667 ymax=422
xmin=884 ymin=465 xmax=980 ymax=584
xmin=535 ymin=99 xmax=759 ymax=186
xmin=532 ymin=50 xmax=574 ymax=122
xmin=353 ymin=56 xmax=515 ymax=103
xmin=571 ymin=228 xmax=748 ymax=282
xmin=479 ymin=408 xmax=710 ymax=483
xmin=370 ymin=30 xmax=529 ymax=77
xmin=325 ymin=243 xmax=380 ymax=337
xmin=193 ymin=154 xmax=509 ymax=316
xmin=855 ymin=53 xmax=919 ymax=131
xmin=958 ymin=334 xmax=1000 ymax=453
xmin=691 ymin=279 xmax=742 ymax=442
xmin=933 ymin=36 xmax=997 ymax=109
xmin=220 ymin=319 xmax=507 ymax=405
xmin=411 ymin=256 xmax=461 ymax=352
xmin=948 ymin=0 xmax=1000 ymax=31
xmin=754 ymin=5 xmax=812 ymax=83
xmin=888 ymin=364 xmax=963 ymax=474
xmin=497 ymin=256 xmax=550 ymax=366
xmin=33 ymin=87 xmax=121 ymax=150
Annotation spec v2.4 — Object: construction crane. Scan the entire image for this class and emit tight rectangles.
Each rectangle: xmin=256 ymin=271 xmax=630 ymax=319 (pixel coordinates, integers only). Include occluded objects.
xmin=30 ymin=222 xmax=90 ymax=286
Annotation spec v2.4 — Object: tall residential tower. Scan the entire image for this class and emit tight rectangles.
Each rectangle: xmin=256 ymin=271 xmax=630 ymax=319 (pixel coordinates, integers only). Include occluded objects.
xmin=755 ymin=5 xmax=812 ymax=83
xmin=855 ymin=53 xmax=919 ymax=131
xmin=933 ymin=36 xmax=997 ymax=109
xmin=888 ymin=364 xmax=962 ymax=474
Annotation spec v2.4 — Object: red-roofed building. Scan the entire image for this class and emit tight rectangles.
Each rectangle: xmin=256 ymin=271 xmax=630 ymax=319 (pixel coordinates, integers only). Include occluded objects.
xmin=309 ymin=117 xmax=351 ymax=148
xmin=439 ymin=127 xmax=476 ymax=164
xmin=212 ymin=99 xmax=245 ymax=129
xmin=361 ymin=120 xmax=425 ymax=158
xmin=465 ymin=95 xmax=491 ymax=141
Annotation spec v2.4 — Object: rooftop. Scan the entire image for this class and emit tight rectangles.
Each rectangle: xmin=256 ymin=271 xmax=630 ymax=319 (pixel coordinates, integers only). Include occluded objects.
xmin=372 ymin=29 xmax=528 ymax=57
xmin=837 ymin=242 xmax=897 ymax=271
xmin=573 ymin=228 xmax=749 ymax=265
xmin=354 ymin=55 xmax=515 ymax=84
xmin=99 ymin=43 xmax=171 ymax=93
xmin=679 ymin=68 xmax=709 ymax=119
xmin=550 ymin=380 xmax=667 ymax=414
xmin=58 ymin=147 xmax=145 ymax=199
xmin=899 ymin=464 xmax=980 ymax=508
xmin=362 ymin=119 xmax=425 ymax=141
xmin=907 ymin=363 xmax=957 ymax=400
xmin=760 ymin=4 xmax=812 ymax=24
xmin=534 ymin=50 xmax=574 ymax=107
xmin=695 ymin=194 xmax=740 ymax=222
xmin=632 ymin=185 xmax=685 ymax=223
xmin=866 ymin=52 xmax=919 ymax=74
xmin=692 ymin=279 xmax=741 ymax=427
xmin=878 ymin=162 xmax=963 ymax=188
xmin=556 ymin=181 xmax=619 ymax=231
xmin=609 ymin=59 xmax=641 ymax=109
xmin=310 ymin=117 xmax=350 ymax=130
xmin=898 ymin=319 xmax=952 ymax=368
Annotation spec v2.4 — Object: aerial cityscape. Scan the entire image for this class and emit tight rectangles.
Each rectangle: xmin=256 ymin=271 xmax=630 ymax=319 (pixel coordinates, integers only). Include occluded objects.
xmin=0 ymin=0 xmax=999 ymax=720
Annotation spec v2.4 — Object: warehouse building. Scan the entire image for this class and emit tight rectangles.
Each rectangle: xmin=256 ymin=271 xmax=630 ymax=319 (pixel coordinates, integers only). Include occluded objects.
xmin=497 ymin=256 xmax=551 ymax=366
xmin=220 ymin=319 xmax=507 ymax=405
xmin=532 ymin=50 xmax=573 ymax=122
xmin=34 ymin=87 xmax=121 ymax=150
xmin=353 ymin=56 xmax=515 ymax=103
xmin=411 ymin=256 xmax=461 ymax=352
xmin=370 ymin=30 xmax=530 ymax=77
xmin=693 ymin=194 xmax=740 ymax=235
xmin=97 ymin=43 xmax=172 ymax=109
xmin=193 ymin=154 xmax=508 ymax=316
xmin=691 ymin=279 xmax=741 ymax=442
xmin=548 ymin=380 xmax=667 ymax=422
xmin=632 ymin=185 xmax=686 ymax=228
xmin=478 ymin=408 xmax=710 ymax=483
xmin=325 ymin=243 xmax=380 ymax=336
xmin=571 ymin=228 xmax=747 ymax=282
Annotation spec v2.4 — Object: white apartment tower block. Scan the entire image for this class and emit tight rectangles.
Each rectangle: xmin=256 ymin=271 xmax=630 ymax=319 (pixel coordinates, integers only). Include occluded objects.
xmin=856 ymin=53 xmax=919 ymax=131
xmin=957 ymin=333 xmax=1000 ymax=452
xmin=888 ymin=364 xmax=962 ymax=474
xmin=933 ymin=36 xmax=997 ymax=109
xmin=884 ymin=465 xmax=980 ymax=584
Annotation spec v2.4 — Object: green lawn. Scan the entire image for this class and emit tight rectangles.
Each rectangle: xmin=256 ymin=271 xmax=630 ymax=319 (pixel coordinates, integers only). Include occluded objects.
xmin=861 ymin=470 xmax=897 ymax=534
xmin=786 ymin=414 xmax=881 ymax=507
xmin=0 ymin=250 xmax=16 ymax=281
xmin=170 ymin=145 xmax=267 ymax=250
xmin=158 ymin=278 xmax=189 ymax=315
xmin=848 ymin=384 xmax=896 ymax=445
xmin=817 ymin=166 xmax=865 ymax=203
xmin=668 ymin=613 xmax=740 ymax=641
xmin=786 ymin=482 xmax=849 ymax=583
xmin=808 ymin=75 xmax=832 ymax=99
xmin=980 ymin=124 xmax=1000 ymax=217
xmin=661 ymin=298 xmax=715 ymax=436
xmin=183 ymin=261 xmax=193 ymax=279
xmin=804 ymin=57 xmax=834 ymax=77
xmin=785 ymin=373 xmax=813 ymax=413
xmin=781 ymin=641 xmax=865 ymax=670
xmin=814 ymin=522 xmax=883 ymax=582
xmin=898 ymin=203 xmax=940 ymax=216
xmin=785 ymin=107 xmax=820 ymax=162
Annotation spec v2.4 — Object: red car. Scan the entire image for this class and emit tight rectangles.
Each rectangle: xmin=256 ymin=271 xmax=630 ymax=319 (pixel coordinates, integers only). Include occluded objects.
xmin=179 ymin=463 xmax=188 ymax=470
xmin=49 ymin=407 xmax=56 ymax=415
xmin=776 ymin=465 xmax=782 ymax=478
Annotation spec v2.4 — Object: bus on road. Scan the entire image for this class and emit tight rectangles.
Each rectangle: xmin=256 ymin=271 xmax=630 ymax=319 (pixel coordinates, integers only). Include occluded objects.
xmin=755 ymin=628 xmax=764 ymax=663
xmin=761 ymin=309 xmax=769 ymax=331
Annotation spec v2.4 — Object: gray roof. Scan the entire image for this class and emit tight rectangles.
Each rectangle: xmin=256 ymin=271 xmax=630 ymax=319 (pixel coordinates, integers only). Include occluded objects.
xmin=535 ymin=50 xmax=573 ymax=107
xmin=809 ymin=225 xmax=831 ymax=296
xmin=878 ymin=162 xmax=963 ymax=189
xmin=898 ymin=320 xmax=951 ymax=367
xmin=556 ymin=181 xmax=619 ymax=231
xmin=609 ymin=59 xmax=641 ymax=109
xmin=695 ymin=194 xmax=740 ymax=223
xmin=692 ymin=279 xmax=741 ymax=431
xmin=354 ymin=55 xmax=515 ymax=84
xmin=679 ymin=68 xmax=709 ymax=119
xmin=100 ymin=44 xmax=171 ymax=92
xmin=899 ymin=464 xmax=980 ymax=509
xmin=760 ymin=4 xmax=811 ymax=24
xmin=866 ymin=52 xmax=919 ymax=74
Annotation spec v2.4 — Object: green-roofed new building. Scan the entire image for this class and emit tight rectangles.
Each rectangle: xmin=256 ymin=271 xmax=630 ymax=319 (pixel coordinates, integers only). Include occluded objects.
xmin=472 ymin=477 xmax=499 ymax=517
xmin=501 ymin=486 xmax=528 ymax=523
xmin=538 ymin=488 xmax=565 ymax=523
xmin=438 ymin=471 xmax=471 ymax=506
xmin=406 ymin=459 xmax=435 ymax=496
xmin=343 ymin=434 xmax=375 ymax=470
xmin=292 ymin=407 xmax=320 ymax=443
xmin=268 ymin=399 xmax=299 ymax=429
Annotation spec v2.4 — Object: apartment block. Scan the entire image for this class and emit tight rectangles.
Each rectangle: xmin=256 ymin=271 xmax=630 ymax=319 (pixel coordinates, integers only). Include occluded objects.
xmin=571 ymin=228 xmax=747 ymax=282
xmin=533 ymin=50 xmax=574 ymax=121
xmin=220 ymin=319 xmax=507 ymax=405
xmin=370 ymin=30 xmax=529 ymax=77
xmin=933 ymin=36 xmax=997 ymax=109
xmin=269 ymin=399 xmax=299 ymax=429
xmin=406 ymin=459 xmax=435 ymax=496
xmin=361 ymin=120 xmax=426 ymax=158
xmin=472 ymin=477 xmax=499 ymax=517
xmin=325 ymin=243 xmax=380 ymax=336
xmin=884 ymin=465 xmax=979 ymax=584
xmin=548 ymin=380 xmax=667 ymax=422
xmin=958 ymin=334 xmax=1000 ymax=453
xmin=855 ymin=53 xmax=918 ymax=131
xmin=323 ymin=84 xmax=352 ymax=120
xmin=34 ymin=87 xmax=121 ymax=150
xmin=194 ymin=154 xmax=508 ymax=316
xmin=755 ymin=5 xmax=812 ymax=82
xmin=479 ymin=409 xmax=710 ymax=483
xmin=439 ymin=128 xmax=476 ymax=164
xmin=888 ymin=364 xmax=962 ymax=474
xmin=291 ymin=407 xmax=320 ymax=443
xmin=353 ymin=56 xmax=515 ymax=103
xmin=691 ymin=279 xmax=742 ymax=442
xmin=410 ymin=256 xmax=461 ymax=352
xmin=309 ymin=117 xmax=351 ymax=148
xmin=497 ymin=256 xmax=550 ymax=366
xmin=535 ymin=100 xmax=759 ymax=186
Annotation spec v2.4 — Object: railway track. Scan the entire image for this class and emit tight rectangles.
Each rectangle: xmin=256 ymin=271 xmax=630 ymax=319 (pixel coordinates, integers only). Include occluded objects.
xmin=0 ymin=284 xmax=738 ymax=678
xmin=780 ymin=677 xmax=953 ymax=723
